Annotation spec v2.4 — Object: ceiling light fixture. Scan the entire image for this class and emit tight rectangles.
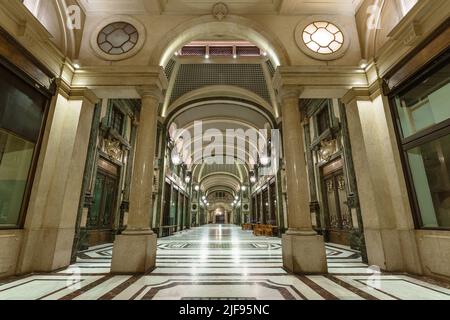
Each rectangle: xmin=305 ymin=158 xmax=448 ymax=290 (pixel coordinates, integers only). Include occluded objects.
xmin=171 ymin=153 xmax=182 ymax=165
xmin=302 ymin=21 xmax=344 ymax=54
xmin=260 ymin=156 xmax=270 ymax=166
xmin=359 ymin=59 xmax=368 ymax=69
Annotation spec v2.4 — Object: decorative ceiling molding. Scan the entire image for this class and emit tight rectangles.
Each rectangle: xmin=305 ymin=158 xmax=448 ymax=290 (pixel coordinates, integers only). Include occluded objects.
xmin=90 ymin=15 xmax=146 ymax=61
xmin=295 ymin=16 xmax=350 ymax=61
xmin=78 ymin=0 xmax=363 ymax=15
xmin=212 ymin=2 xmax=228 ymax=21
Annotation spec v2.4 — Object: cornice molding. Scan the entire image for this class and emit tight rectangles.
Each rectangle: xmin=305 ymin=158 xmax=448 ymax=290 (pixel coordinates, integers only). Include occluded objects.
xmin=137 ymin=85 xmax=165 ymax=103
xmin=0 ymin=1 xmax=67 ymax=79
xmin=341 ymin=88 xmax=370 ymax=105
xmin=273 ymin=66 xmax=368 ymax=91
xmin=341 ymin=79 xmax=383 ymax=105
xmin=54 ymin=78 xmax=72 ymax=99
xmin=71 ymin=66 xmax=169 ymax=91
xmin=374 ymin=0 xmax=450 ymax=81
xmin=54 ymin=78 xmax=99 ymax=105
xmin=69 ymin=88 xmax=100 ymax=105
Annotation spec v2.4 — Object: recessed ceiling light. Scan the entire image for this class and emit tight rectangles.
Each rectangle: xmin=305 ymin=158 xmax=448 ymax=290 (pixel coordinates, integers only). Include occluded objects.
xmin=303 ymin=21 xmax=344 ymax=54
xmin=359 ymin=59 xmax=368 ymax=69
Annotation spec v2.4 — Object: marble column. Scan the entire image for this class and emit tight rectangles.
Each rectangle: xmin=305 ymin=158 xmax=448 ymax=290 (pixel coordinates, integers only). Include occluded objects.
xmin=342 ymin=90 xmax=422 ymax=274
xmin=111 ymin=86 xmax=162 ymax=274
xmin=17 ymin=86 xmax=98 ymax=274
xmin=280 ymin=87 xmax=328 ymax=274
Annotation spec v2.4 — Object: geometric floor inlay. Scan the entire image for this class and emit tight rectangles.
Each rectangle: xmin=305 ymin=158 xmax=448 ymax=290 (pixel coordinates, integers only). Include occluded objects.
xmin=1 ymin=225 xmax=449 ymax=300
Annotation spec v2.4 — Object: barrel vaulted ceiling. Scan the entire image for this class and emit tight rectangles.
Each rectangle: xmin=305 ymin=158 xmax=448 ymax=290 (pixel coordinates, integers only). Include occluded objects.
xmin=170 ymin=102 xmax=271 ymax=193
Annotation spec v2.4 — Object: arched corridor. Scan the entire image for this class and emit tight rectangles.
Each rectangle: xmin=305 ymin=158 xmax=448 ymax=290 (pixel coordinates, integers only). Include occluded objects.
xmin=0 ymin=0 xmax=450 ymax=304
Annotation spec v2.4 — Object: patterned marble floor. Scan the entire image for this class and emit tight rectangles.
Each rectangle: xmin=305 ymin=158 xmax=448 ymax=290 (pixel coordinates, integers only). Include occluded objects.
xmin=1 ymin=225 xmax=449 ymax=300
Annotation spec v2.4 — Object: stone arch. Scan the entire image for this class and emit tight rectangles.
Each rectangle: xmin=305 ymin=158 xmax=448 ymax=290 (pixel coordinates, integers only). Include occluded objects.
xmin=150 ymin=15 xmax=290 ymax=68
xmin=164 ymin=87 xmax=277 ymax=124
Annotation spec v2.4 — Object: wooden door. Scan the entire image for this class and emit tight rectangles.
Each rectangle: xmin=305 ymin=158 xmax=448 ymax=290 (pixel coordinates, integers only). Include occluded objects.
xmin=323 ymin=171 xmax=352 ymax=245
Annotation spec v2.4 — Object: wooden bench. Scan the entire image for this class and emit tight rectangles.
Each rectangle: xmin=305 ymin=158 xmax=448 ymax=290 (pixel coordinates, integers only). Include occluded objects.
xmin=252 ymin=224 xmax=278 ymax=237
xmin=242 ymin=223 xmax=253 ymax=231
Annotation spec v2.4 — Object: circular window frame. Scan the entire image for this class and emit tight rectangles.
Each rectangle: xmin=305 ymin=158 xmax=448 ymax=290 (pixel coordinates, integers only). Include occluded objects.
xmin=90 ymin=16 xmax=146 ymax=61
xmin=295 ymin=16 xmax=350 ymax=61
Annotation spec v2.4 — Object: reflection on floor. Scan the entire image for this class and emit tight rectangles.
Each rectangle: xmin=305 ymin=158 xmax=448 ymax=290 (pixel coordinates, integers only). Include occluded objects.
xmin=1 ymin=225 xmax=449 ymax=300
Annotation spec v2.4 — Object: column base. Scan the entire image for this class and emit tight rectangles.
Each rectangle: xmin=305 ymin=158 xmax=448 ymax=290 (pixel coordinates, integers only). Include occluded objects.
xmin=282 ymin=233 xmax=328 ymax=274
xmin=111 ymin=232 xmax=157 ymax=274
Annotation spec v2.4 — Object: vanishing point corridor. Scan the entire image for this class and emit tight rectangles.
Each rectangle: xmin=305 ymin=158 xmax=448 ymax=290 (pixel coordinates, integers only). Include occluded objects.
xmin=1 ymin=225 xmax=449 ymax=300
xmin=1 ymin=1 xmax=450 ymax=308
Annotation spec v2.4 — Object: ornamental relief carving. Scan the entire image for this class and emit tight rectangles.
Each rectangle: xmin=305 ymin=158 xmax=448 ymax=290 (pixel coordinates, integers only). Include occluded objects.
xmin=294 ymin=16 xmax=350 ymax=61
xmin=103 ymin=138 xmax=123 ymax=162
xmin=212 ymin=2 xmax=228 ymax=21
xmin=318 ymin=139 xmax=337 ymax=162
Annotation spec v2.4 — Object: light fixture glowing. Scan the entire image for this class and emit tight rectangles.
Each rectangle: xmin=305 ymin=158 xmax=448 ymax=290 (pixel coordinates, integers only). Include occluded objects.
xmin=73 ymin=63 xmax=80 ymax=69
xmin=262 ymin=51 xmax=267 ymax=56
xmin=202 ymin=196 xmax=206 ymax=200
xmin=359 ymin=59 xmax=368 ymax=69
xmin=171 ymin=153 xmax=182 ymax=165
xmin=235 ymin=196 xmax=239 ymax=200
xmin=233 ymin=54 xmax=237 ymax=59
xmin=250 ymin=176 xmax=257 ymax=183
xmin=303 ymin=21 xmax=344 ymax=54
xmin=260 ymin=156 xmax=270 ymax=166
xmin=205 ymin=54 xmax=210 ymax=59
xmin=194 ymin=185 xmax=200 ymax=191
xmin=241 ymin=186 xmax=247 ymax=191
xmin=185 ymin=176 xmax=191 ymax=183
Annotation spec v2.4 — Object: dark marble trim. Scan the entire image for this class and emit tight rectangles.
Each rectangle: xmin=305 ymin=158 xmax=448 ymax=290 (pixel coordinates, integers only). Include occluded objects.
xmin=294 ymin=275 xmax=339 ymax=300
xmin=139 ymin=281 xmax=298 ymax=300
xmin=59 ymin=275 xmax=113 ymax=300
xmin=99 ymin=275 xmax=144 ymax=300
xmin=325 ymin=275 xmax=378 ymax=300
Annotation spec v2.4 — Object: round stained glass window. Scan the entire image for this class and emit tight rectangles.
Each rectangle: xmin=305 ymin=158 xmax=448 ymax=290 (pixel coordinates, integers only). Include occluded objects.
xmin=97 ymin=22 xmax=139 ymax=55
xmin=302 ymin=21 xmax=344 ymax=55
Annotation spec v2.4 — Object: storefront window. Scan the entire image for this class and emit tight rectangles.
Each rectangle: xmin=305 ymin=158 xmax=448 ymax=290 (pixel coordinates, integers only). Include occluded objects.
xmin=395 ymin=61 xmax=450 ymax=138
xmin=407 ymin=134 xmax=450 ymax=228
xmin=0 ymin=63 xmax=46 ymax=227
xmin=393 ymin=50 xmax=450 ymax=229
xmin=0 ymin=130 xmax=35 ymax=226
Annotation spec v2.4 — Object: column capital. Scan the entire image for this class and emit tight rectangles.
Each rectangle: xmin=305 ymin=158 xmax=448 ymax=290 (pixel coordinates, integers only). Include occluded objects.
xmin=342 ymin=80 xmax=384 ymax=105
xmin=278 ymin=85 xmax=303 ymax=101
xmin=137 ymin=85 xmax=164 ymax=103
xmin=341 ymin=87 xmax=371 ymax=105
xmin=69 ymin=88 xmax=100 ymax=105
xmin=53 ymin=79 xmax=100 ymax=105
